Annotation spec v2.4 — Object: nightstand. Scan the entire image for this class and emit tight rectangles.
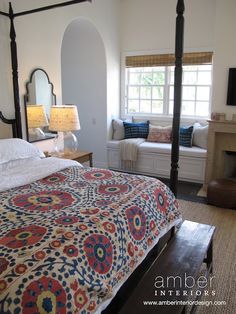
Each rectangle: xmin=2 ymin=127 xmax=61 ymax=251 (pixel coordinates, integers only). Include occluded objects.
xmin=52 ymin=151 xmax=93 ymax=167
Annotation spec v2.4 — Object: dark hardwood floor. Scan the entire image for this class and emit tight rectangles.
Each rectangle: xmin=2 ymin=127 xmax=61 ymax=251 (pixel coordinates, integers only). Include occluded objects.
xmin=159 ymin=177 xmax=207 ymax=203
xmin=111 ymin=169 xmax=207 ymax=203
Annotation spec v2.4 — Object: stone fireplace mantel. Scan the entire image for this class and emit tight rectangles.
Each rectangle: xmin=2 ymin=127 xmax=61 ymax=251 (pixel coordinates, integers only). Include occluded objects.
xmin=205 ymin=119 xmax=236 ymax=185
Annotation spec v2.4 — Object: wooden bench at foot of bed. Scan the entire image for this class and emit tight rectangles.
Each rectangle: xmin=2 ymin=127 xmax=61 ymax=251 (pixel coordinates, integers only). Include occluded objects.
xmin=119 ymin=220 xmax=216 ymax=314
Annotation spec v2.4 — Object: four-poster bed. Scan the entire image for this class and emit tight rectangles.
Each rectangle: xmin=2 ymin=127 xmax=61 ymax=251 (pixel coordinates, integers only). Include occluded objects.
xmin=0 ymin=1 xmax=190 ymax=313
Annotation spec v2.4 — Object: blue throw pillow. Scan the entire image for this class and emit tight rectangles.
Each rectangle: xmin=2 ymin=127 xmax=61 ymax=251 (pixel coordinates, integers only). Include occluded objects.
xmin=179 ymin=126 xmax=194 ymax=147
xmin=123 ymin=121 xmax=149 ymax=139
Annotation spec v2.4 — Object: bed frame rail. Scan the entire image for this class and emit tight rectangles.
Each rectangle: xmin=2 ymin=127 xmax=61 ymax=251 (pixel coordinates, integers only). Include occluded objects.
xmin=0 ymin=111 xmax=17 ymax=138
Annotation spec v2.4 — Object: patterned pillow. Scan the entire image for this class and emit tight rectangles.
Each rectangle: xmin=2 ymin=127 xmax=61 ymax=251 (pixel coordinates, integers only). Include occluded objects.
xmin=179 ymin=126 xmax=194 ymax=147
xmin=123 ymin=121 xmax=149 ymax=139
xmin=147 ymin=125 xmax=172 ymax=143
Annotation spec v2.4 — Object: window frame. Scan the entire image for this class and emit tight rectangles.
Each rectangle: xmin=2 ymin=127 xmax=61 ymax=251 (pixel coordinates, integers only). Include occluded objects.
xmin=121 ymin=52 xmax=213 ymax=122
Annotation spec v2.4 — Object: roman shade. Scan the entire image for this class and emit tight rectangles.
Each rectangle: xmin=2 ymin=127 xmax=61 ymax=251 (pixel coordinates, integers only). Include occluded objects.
xmin=126 ymin=52 xmax=213 ymax=68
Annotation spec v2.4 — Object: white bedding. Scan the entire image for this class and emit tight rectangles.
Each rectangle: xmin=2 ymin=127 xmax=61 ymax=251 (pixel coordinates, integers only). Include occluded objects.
xmin=0 ymin=157 xmax=81 ymax=192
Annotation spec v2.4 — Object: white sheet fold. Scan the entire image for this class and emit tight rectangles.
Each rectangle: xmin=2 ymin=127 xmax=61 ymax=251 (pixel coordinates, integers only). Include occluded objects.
xmin=0 ymin=157 xmax=81 ymax=192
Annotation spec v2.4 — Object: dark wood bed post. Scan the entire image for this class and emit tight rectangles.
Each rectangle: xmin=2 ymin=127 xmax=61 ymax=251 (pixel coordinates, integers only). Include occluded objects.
xmin=170 ymin=0 xmax=185 ymax=196
xmin=9 ymin=2 xmax=22 ymax=138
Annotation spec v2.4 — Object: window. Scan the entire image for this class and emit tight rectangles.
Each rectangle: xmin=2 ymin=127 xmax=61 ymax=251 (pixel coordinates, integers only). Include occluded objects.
xmin=124 ymin=52 xmax=213 ymax=118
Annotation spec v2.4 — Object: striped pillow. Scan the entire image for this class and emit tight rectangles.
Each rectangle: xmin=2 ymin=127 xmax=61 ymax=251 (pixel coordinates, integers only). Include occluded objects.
xmin=179 ymin=126 xmax=194 ymax=147
xmin=123 ymin=121 xmax=149 ymax=139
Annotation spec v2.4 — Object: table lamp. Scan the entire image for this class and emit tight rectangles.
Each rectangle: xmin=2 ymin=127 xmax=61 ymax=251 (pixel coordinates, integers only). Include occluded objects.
xmin=27 ymin=105 xmax=49 ymax=140
xmin=49 ymin=105 xmax=81 ymax=155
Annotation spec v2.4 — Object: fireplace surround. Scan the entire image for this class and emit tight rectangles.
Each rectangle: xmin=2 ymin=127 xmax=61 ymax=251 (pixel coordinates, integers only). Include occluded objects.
xmin=205 ymin=119 xmax=236 ymax=185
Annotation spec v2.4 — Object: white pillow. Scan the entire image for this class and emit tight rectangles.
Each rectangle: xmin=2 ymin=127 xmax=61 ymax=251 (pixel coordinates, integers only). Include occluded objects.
xmin=193 ymin=124 xmax=208 ymax=149
xmin=112 ymin=119 xmax=126 ymax=140
xmin=0 ymin=157 xmax=41 ymax=172
xmin=0 ymin=138 xmax=45 ymax=164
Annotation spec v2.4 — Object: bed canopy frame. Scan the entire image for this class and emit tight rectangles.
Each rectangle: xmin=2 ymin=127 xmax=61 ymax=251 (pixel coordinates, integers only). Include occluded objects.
xmin=0 ymin=0 xmax=184 ymax=196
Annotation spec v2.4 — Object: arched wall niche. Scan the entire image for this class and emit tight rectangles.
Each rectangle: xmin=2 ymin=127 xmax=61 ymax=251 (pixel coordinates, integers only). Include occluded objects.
xmin=61 ymin=18 xmax=107 ymax=167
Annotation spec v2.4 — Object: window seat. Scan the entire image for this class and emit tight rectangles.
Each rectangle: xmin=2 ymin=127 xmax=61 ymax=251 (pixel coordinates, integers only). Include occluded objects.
xmin=107 ymin=140 xmax=207 ymax=183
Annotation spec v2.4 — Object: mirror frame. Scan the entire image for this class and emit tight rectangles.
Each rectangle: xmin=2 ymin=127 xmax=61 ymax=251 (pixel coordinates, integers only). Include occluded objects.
xmin=24 ymin=68 xmax=57 ymax=143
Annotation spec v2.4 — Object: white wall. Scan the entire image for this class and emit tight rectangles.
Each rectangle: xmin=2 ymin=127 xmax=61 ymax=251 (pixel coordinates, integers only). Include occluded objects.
xmin=121 ymin=0 xmax=216 ymax=53
xmin=61 ymin=19 xmax=107 ymax=167
xmin=212 ymin=0 xmax=236 ymax=119
xmin=4 ymin=0 xmax=120 ymax=156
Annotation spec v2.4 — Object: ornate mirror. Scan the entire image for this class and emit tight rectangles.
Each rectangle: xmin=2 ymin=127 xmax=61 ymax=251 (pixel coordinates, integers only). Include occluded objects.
xmin=24 ymin=68 xmax=57 ymax=142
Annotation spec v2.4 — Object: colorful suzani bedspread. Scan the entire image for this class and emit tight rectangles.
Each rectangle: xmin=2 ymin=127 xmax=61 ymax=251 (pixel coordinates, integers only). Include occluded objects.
xmin=0 ymin=166 xmax=181 ymax=313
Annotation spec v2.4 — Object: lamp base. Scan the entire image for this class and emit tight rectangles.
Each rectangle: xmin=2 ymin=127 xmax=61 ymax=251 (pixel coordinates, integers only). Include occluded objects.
xmin=29 ymin=128 xmax=46 ymax=141
xmin=63 ymin=131 xmax=78 ymax=154
xmin=52 ymin=132 xmax=78 ymax=156
xmin=53 ymin=135 xmax=62 ymax=155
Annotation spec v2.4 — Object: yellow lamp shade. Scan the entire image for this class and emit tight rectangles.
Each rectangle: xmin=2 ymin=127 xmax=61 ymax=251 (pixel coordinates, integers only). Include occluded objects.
xmin=49 ymin=105 xmax=81 ymax=132
xmin=27 ymin=105 xmax=49 ymax=128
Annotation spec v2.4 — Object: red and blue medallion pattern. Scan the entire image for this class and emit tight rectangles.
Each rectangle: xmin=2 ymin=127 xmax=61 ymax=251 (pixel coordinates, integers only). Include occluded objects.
xmin=84 ymin=234 xmax=113 ymax=274
xmin=21 ymin=276 xmax=66 ymax=314
xmin=12 ymin=190 xmax=75 ymax=212
xmin=0 ymin=258 xmax=9 ymax=275
xmin=55 ymin=215 xmax=79 ymax=226
xmin=83 ymin=169 xmax=112 ymax=181
xmin=41 ymin=173 xmax=66 ymax=185
xmin=98 ymin=184 xmax=130 ymax=195
xmin=0 ymin=225 xmax=46 ymax=248
xmin=126 ymin=206 xmax=146 ymax=241
xmin=0 ymin=166 xmax=181 ymax=313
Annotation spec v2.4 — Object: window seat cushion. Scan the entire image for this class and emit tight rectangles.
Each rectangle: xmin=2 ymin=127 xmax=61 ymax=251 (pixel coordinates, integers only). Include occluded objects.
xmin=107 ymin=140 xmax=206 ymax=158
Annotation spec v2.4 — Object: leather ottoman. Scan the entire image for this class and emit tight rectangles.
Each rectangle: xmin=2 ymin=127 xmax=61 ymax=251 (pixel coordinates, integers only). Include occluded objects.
xmin=207 ymin=178 xmax=236 ymax=209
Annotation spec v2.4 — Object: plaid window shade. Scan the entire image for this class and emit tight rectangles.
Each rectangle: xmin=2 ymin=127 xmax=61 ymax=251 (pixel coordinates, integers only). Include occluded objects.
xmin=126 ymin=52 xmax=213 ymax=68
